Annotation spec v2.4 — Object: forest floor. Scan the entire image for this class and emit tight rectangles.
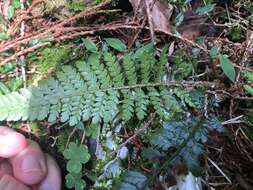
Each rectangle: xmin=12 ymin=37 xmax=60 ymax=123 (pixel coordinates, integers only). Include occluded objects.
xmin=0 ymin=0 xmax=253 ymax=189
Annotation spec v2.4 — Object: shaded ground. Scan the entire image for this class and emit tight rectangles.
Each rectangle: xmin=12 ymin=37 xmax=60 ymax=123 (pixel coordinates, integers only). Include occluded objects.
xmin=0 ymin=0 xmax=253 ymax=189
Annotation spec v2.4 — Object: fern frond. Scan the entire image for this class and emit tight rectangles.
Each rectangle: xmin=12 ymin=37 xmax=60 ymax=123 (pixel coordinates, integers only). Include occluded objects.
xmin=0 ymin=90 xmax=29 ymax=121
xmin=121 ymin=90 xmax=135 ymax=121
xmin=148 ymin=87 xmax=167 ymax=117
xmin=123 ymin=53 xmax=137 ymax=85
xmin=0 ymin=45 xmax=195 ymax=126
xmin=173 ymin=88 xmax=195 ymax=107
xmin=104 ymin=52 xmax=124 ymax=87
xmin=135 ymin=43 xmax=155 ymax=83
xmin=134 ymin=89 xmax=149 ymax=120
xmin=155 ymin=47 xmax=168 ymax=82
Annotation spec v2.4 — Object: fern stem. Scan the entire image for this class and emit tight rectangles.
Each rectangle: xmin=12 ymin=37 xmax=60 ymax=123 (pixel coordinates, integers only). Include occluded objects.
xmin=62 ymin=81 xmax=218 ymax=97
xmin=103 ymin=81 xmax=218 ymax=91
xmin=46 ymin=81 xmax=218 ymax=104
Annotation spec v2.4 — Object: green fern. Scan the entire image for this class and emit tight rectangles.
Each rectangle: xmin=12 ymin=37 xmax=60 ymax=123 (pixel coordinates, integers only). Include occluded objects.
xmin=0 ymin=45 xmax=195 ymax=126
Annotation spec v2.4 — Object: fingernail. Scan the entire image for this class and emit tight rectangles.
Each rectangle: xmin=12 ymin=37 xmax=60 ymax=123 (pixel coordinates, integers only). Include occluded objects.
xmin=39 ymin=184 xmax=54 ymax=190
xmin=21 ymin=155 xmax=42 ymax=173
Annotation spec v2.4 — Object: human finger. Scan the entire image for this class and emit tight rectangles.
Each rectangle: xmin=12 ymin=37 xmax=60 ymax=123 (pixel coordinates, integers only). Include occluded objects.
xmin=0 ymin=126 xmax=28 ymax=158
xmin=0 ymin=160 xmax=13 ymax=178
xmin=37 ymin=154 xmax=62 ymax=190
xmin=10 ymin=140 xmax=47 ymax=185
xmin=0 ymin=174 xmax=31 ymax=190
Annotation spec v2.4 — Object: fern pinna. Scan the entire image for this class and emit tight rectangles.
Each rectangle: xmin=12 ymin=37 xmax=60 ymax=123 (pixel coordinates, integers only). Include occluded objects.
xmin=0 ymin=43 xmax=194 ymax=126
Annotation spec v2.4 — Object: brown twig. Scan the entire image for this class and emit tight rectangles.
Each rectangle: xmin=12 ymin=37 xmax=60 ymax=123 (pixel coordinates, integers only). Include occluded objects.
xmin=145 ymin=0 xmax=155 ymax=44
xmin=110 ymin=113 xmax=156 ymax=155
xmin=7 ymin=0 xmax=45 ymax=36
xmin=0 ymin=42 xmax=50 ymax=65
xmin=0 ymin=0 xmax=113 ymax=53
xmin=66 ymin=127 xmax=77 ymax=148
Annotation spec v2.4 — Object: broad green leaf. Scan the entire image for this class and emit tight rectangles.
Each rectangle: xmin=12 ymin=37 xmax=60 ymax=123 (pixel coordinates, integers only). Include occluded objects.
xmin=244 ymin=85 xmax=253 ymax=96
xmin=196 ymin=4 xmax=215 ymax=15
xmin=7 ymin=6 xmax=15 ymax=19
xmin=83 ymin=38 xmax=98 ymax=52
xmin=105 ymin=38 xmax=126 ymax=52
xmin=219 ymin=54 xmax=236 ymax=82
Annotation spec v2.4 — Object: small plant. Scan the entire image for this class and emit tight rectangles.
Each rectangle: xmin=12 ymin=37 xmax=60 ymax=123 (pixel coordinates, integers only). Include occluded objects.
xmin=209 ymin=46 xmax=236 ymax=82
xmin=243 ymin=71 xmax=253 ymax=96
xmin=228 ymin=25 xmax=244 ymax=41
xmin=63 ymin=142 xmax=91 ymax=190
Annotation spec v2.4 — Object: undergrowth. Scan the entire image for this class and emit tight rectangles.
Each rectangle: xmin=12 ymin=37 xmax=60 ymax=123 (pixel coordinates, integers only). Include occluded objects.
xmin=0 ymin=38 xmax=225 ymax=189
xmin=1 ymin=0 xmax=252 ymax=189
xmin=0 ymin=40 xmax=193 ymax=125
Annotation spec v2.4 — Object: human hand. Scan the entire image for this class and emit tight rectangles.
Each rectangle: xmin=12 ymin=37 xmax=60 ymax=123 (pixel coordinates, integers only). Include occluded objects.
xmin=0 ymin=126 xmax=61 ymax=190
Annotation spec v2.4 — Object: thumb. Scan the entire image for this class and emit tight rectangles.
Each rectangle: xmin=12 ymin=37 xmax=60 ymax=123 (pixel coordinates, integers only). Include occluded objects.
xmin=0 ymin=126 xmax=28 ymax=158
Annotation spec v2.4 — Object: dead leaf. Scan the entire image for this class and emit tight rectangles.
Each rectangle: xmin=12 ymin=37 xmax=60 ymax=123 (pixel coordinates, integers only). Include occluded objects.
xmin=177 ymin=11 xmax=208 ymax=41
xmin=129 ymin=0 xmax=173 ymax=33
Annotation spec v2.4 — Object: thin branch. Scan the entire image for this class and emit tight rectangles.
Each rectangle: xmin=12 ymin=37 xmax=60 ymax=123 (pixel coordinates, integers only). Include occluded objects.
xmin=110 ymin=113 xmax=156 ymax=155
xmin=0 ymin=42 xmax=50 ymax=65
xmin=0 ymin=0 xmax=113 ymax=53
xmin=145 ymin=0 xmax=155 ymax=44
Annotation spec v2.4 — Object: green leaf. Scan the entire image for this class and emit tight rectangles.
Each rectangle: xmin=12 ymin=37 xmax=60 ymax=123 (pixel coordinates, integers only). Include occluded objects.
xmin=67 ymin=160 xmax=82 ymax=173
xmin=65 ymin=173 xmax=86 ymax=190
xmin=105 ymin=38 xmax=127 ymax=52
xmin=63 ymin=143 xmax=91 ymax=173
xmin=85 ymin=124 xmax=98 ymax=139
xmin=244 ymin=85 xmax=253 ymax=96
xmin=115 ymin=171 xmax=149 ymax=190
xmin=228 ymin=26 xmax=243 ymax=41
xmin=12 ymin=0 xmax=20 ymax=8
xmin=7 ymin=5 xmax=15 ymax=20
xmin=195 ymin=4 xmax=216 ymax=15
xmin=209 ymin=46 xmax=219 ymax=58
xmin=83 ymin=38 xmax=98 ymax=52
xmin=219 ymin=54 xmax=236 ymax=82
xmin=182 ymin=143 xmax=202 ymax=176
xmin=243 ymin=71 xmax=253 ymax=82
xmin=0 ymin=82 xmax=10 ymax=95
xmin=141 ymin=148 xmax=161 ymax=160
xmin=0 ymin=32 xmax=7 ymax=41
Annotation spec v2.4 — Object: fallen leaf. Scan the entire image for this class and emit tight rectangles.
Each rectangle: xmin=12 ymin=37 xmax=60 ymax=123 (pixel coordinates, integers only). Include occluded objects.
xmin=177 ymin=11 xmax=208 ymax=41
xmin=129 ymin=0 xmax=173 ymax=33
